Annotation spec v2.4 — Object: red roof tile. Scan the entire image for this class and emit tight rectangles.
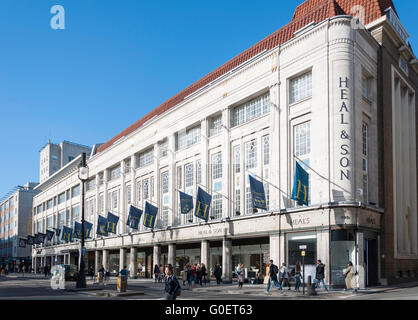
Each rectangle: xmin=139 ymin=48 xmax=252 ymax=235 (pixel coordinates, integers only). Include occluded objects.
xmin=96 ymin=0 xmax=397 ymax=154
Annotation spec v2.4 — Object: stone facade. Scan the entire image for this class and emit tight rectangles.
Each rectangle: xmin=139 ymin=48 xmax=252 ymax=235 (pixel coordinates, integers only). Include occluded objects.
xmin=30 ymin=2 xmax=417 ymax=288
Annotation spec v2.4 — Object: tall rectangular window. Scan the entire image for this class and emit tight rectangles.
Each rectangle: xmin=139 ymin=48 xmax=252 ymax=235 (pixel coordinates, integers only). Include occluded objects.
xmin=127 ymin=185 xmax=132 ymax=205
xmin=58 ymin=212 xmax=65 ymax=227
xmin=71 ymin=206 xmax=80 ymax=224
xmin=245 ymin=140 xmax=257 ymax=170
xmin=196 ymin=160 xmax=202 ymax=185
xmin=234 ymin=146 xmax=241 ymax=173
xmin=264 ymin=168 xmax=270 ymax=211
xmin=295 ymin=122 xmax=311 ymax=158
xmin=232 ymin=93 xmax=270 ymax=127
xmin=112 ymin=190 xmax=119 ymax=210
xmin=211 ymin=152 xmax=223 ymax=219
xmin=47 ymin=216 xmax=53 ymax=229
xmin=99 ymin=194 xmax=104 ymax=213
xmin=88 ymin=198 xmax=95 ymax=220
xmin=162 ymin=172 xmax=169 ymax=194
xmin=143 ymin=179 xmax=149 ymax=200
xmin=177 ymin=167 xmax=182 ymax=189
xmin=185 ymin=163 xmax=194 ymax=188
xmin=363 ymin=174 xmax=368 ymax=204
xmin=209 ymin=115 xmax=222 ymax=137
xmin=159 ymin=140 xmax=168 ymax=158
xmin=137 ymin=181 xmax=142 ymax=202
xmin=362 ymin=76 xmax=373 ymax=102
xmin=245 ymin=186 xmax=252 ymax=215
xmin=211 ymin=152 xmax=222 ymax=180
xmin=233 ymin=145 xmax=241 ymax=216
xmin=263 ymin=135 xmax=270 ymax=165
xmin=362 ymin=123 xmax=368 ymax=157
xmin=58 ymin=192 xmax=66 ymax=204
xmin=151 ymin=176 xmax=155 ymax=198
xmin=161 ymin=172 xmax=169 ymax=228
xmin=72 ymin=185 xmax=80 ymax=198
xmin=290 ymin=72 xmax=312 ymax=104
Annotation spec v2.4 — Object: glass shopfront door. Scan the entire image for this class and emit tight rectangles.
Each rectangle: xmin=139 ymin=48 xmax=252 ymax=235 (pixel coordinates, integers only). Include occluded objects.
xmin=331 ymin=230 xmax=356 ymax=287
xmin=287 ymin=232 xmax=317 ymax=283
xmin=232 ymin=244 xmax=269 ymax=281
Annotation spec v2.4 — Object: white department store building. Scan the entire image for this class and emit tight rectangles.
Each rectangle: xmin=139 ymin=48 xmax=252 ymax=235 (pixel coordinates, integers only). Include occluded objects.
xmin=31 ymin=0 xmax=418 ymax=288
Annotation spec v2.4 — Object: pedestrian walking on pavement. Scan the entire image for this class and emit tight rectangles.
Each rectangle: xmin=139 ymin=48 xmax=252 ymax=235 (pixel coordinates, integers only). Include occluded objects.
xmin=44 ymin=265 xmax=49 ymax=278
xmin=187 ymin=264 xmax=194 ymax=287
xmin=293 ymin=261 xmax=302 ymax=292
xmin=201 ymin=263 xmax=208 ymax=286
xmin=182 ymin=264 xmax=189 ymax=286
xmin=98 ymin=266 xmax=105 ymax=282
xmin=343 ymin=262 xmax=358 ymax=293
xmin=164 ymin=264 xmax=181 ymax=300
xmin=191 ymin=264 xmax=198 ymax=287
xmin=159 ymin=264 xmax=164 ymax=283
xmin=88 ymin=266 xmax=94 ymax=280
xmin=279 ymin=263 xmax=291 ymax=290
xmin=314 ymin=260 xmax=329 ymax=291
xmin=22 ymin=265 xmax=26 ymax=278
xmin=196 ymin=264 xmax=203 ymax=287
xmin=214 ymin=264 xmax=222 ymax=285
xmin=154 ymin=264 xmax=160 ymax=283
xmin=266 ymin=260 xmax=283 ymax=294
xmin=237 ymin=263 xmax=245 ymax=289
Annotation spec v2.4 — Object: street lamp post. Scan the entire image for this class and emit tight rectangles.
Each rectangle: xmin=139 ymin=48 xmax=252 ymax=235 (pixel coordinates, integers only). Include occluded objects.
xmin=76 ymin=152 xmax=88 ymax=289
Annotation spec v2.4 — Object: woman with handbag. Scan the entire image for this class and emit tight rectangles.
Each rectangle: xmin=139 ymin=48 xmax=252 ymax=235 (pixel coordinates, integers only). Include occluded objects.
xmin=343 ymin=261 xmax=358 ymax=293
xmin=236 ymin=263 xmax=245 ymax=289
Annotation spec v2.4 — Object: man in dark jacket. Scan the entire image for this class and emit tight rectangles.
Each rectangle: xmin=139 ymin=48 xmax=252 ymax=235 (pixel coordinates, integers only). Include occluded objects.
xmin=164 ymin=264 xmax=181 ymax=300
xmin=214 ymin=264 xmax=222 ymax=285
xmin=266 ymin=260 xmax=283 ymax=293
xmin=314 ymin=260 xmax=329 ymax=291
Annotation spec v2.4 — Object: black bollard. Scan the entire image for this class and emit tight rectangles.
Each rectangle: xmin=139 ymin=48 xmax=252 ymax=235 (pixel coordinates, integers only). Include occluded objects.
xmin=307 ymin=275 xmax=317 ymax=296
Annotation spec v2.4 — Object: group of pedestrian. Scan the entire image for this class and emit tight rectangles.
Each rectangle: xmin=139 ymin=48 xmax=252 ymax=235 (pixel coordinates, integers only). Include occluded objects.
xmin=265 ymin=259 xmax=332 ymax=294
xmin=98 ymin=266 xmax=111 ymax=281
xmin=0 ymin=264 xmax=9 ymax=275
xmin=182 ymin=263 xmax=208 ymax=288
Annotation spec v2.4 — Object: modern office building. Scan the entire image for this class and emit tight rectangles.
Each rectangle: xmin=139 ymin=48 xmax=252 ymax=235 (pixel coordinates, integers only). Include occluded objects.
xmin=39 ymin=140 xmax=92 ymax=184
xmin=0 ymin=183 xmax=39 ymax=269
xmin=31 ymin=0 xmax=417 ymax=287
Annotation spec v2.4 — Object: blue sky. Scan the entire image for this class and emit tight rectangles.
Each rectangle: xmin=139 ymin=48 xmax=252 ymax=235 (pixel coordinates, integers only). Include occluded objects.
xmin=0 ymin=0 xmax=417 ymax=197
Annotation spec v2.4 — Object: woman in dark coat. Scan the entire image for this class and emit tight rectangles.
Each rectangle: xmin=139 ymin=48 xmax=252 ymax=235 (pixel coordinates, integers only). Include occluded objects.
xmin=214 ymin=264 xmax=222 ymax=285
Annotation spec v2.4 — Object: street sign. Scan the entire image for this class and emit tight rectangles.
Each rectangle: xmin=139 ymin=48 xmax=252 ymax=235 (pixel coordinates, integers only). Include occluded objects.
xmin=299 ymin=245 xmax=307 ymax=250
xmin=82 ymin=247 xmax=86 ymax=256
xmin=301 ymin=250 xmax=306 ymax=257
